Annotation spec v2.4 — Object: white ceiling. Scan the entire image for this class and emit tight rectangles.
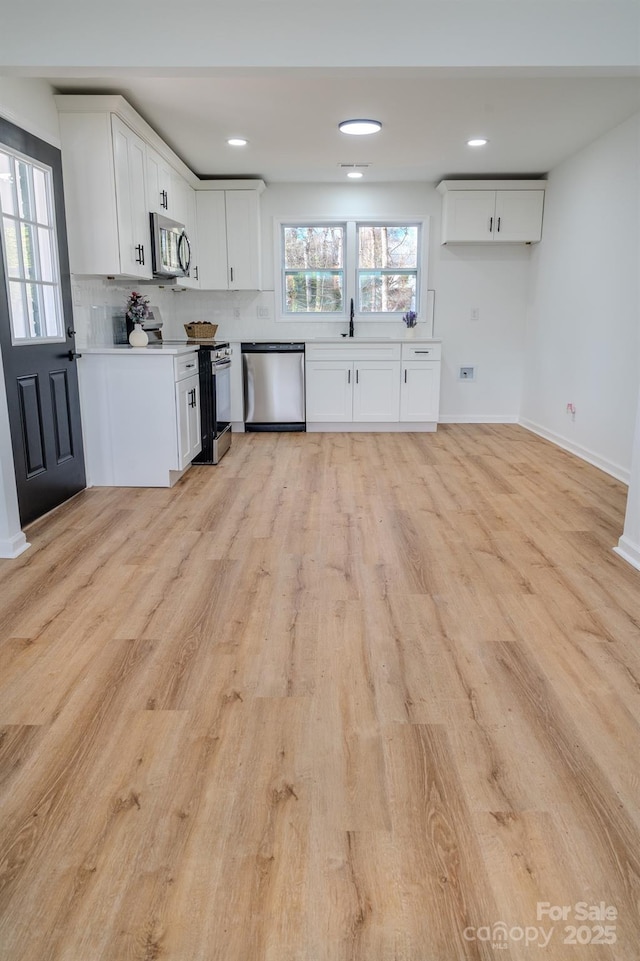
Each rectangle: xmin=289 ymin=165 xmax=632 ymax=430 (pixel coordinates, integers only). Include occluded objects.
xmin=49 ymin=69 xmax=640 ymax=183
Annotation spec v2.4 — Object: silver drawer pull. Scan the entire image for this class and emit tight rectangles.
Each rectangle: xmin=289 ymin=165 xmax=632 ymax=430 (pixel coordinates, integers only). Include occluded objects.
xmin=414 ymin=350 xmax=431 ymax=354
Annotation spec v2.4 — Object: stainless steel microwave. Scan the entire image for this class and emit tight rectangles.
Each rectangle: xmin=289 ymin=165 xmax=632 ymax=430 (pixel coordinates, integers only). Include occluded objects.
xmin=150 ymin=212 xmax=191 ymax=278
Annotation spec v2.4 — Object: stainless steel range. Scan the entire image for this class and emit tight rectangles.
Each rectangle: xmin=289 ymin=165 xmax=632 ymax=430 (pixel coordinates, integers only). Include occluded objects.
xmin=163 ymin=339 xmax=232 ymax=463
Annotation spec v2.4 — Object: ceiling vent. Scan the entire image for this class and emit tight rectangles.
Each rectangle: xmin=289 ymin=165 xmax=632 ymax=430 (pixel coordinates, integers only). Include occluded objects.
xmin=338 ymin=163 xmax=371 ymax=169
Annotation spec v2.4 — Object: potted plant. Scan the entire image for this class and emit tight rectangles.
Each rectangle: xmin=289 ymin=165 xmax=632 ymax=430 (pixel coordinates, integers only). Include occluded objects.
xmin=402 ymin=310 xmax=417 ymax=336
xmin=125 ymin=291 xmax=150 ymax=346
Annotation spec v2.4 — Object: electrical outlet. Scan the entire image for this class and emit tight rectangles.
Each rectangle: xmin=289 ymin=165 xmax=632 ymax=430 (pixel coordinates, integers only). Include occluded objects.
xmin=233 ymin=308 xmax=241 ymax=319
xmin=470 ymin=307 xmax=480 ymax=322
xmin=257 ymin=306 xmax=270 ymax=319
xmin=459 ymin=367 xmax=475 ymax=380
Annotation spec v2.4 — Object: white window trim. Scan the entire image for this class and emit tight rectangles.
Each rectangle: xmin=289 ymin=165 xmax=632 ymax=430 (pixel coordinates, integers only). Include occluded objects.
xmin=274 ymin=215 xmax=430 ymax=327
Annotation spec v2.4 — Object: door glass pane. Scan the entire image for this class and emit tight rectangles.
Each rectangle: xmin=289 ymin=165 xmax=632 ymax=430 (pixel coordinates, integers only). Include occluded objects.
xmin=0 ymin=153 xmax=15 ymax=215
xmin=41 ymin=286 xmax=60 ymax=336
xmin=9 ymin=281 xmax=27 ymax=338
xmin=21 ymin=223 xmax=37 ymax=279
xmin=25 ymin=282 xmax=43 ymax=337
xmin=286 ymin=271 xmax=343 ymax=312
xmin=38 ymin=227 xmax=55 ymax=282
xmin=358 ymin=225 xmax=418 ymax=269
xmin=33 ymin=168 xmax=49 ymax=225
xmin=16 ymin=161 xmax=33 ymax=221
xmin=284 ymin=226 xmax=343 ymax=269
xmin=2 ymin=217 xmax=20 ymax=276
xmin=359 ymin=272 xmax=416 ymax=312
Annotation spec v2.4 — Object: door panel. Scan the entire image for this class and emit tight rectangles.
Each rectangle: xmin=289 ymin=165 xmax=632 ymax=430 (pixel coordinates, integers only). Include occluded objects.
xmin=50 ymin=368 xmax=73 ymax=462
xmin=17 ymin=374 xmax=45 ymax=475
xmin=0 ymin=116 xmax=86 ymax=527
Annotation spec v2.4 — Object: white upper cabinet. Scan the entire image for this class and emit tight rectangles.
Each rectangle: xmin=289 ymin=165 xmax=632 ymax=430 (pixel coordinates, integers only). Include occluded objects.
xmin=111 ymin=116 xmax=152 ymax=279
xmin=196 ymin=186 xmax=264 ymax=290
xmin=55 ymin=95 xmax=200 ymax=280
xmin=146 ymin=146 xmax=174 ymax=216
xmin=437 ymin=180 xmax=547 ymax=244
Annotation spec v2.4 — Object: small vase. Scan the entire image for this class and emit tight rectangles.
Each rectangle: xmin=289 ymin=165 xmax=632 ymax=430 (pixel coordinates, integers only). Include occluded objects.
xmin=405 ymin=326 xmax=417 ymax=338
xmin=129 ymin=323 xmax=149 ymax=347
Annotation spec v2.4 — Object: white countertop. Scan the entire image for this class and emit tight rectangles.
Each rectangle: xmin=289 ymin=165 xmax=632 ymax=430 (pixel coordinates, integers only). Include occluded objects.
xmin=81 ymin=345 xmax=200 ymax=356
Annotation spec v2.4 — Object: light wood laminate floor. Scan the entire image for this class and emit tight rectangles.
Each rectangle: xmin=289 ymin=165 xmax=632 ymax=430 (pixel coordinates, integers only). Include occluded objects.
xmin=1 ymin=425 xmax=639 ymax=961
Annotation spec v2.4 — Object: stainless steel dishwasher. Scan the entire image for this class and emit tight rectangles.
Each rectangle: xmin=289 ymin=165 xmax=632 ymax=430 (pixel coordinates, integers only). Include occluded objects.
xmin=242 ymin=342 xmax=306 ymax=431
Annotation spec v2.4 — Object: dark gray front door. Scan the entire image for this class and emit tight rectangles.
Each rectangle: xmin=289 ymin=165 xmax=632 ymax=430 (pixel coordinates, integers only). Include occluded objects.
xmin=0 ymin=116 xmax=85 ymax=527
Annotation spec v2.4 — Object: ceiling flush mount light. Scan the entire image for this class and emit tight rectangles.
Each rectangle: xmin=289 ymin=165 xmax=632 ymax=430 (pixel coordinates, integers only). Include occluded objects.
xmin=467 ymin=138 xmax=488 ymax=147
xmin=227 ymin=138 xmax=248 ymax=147
xmin=339 ymin=119 xmax=382 ymax=136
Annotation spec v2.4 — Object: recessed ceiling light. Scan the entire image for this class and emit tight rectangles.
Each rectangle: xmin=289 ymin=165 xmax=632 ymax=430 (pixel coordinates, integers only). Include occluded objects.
xmin=339 ymin=119 xmax=382 ymax=136
xmin=347 ymin=171 xmax=363 ymax=179
xmin=227 ymin=138 xmax=248 ymax=147
xmin=467 ymin=138 xmax=488 ymax=147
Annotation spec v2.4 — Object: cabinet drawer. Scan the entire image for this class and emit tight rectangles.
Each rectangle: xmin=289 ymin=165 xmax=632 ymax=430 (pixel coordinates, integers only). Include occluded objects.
xmin=174 ymin=351 xmax=200 ymax=381
xmin=401 ymin=343 xmax=441 ymax=361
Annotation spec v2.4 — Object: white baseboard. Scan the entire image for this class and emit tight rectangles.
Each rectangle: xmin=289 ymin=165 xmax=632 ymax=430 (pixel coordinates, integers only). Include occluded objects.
xmin=519 ymin=419 xmax=630 ymax=484
xmin=306 ymin=422 xmax=437 ymax=433
xmin=0 ymin=531 xmax=30 ymax=559
xmin=614 ymin=536 xmax=640 ymax=572
xmin=438 ymin=414 xmax=519 ymax=424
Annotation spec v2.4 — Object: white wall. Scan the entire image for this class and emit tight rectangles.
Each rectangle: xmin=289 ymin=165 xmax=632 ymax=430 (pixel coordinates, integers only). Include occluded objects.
xmin=522 ymin=112 xmax=640 ymax=481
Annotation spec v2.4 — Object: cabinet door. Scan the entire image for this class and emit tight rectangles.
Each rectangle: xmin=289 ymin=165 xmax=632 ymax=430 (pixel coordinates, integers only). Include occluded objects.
xmin=196 ymin=191 xmax=229 ymax=289
xmin=225 ymin=190 xmax=261 ymax=290
xmin=305 ymin=361 xmax=353 ymax=422
xmin=442 ymin=190 xmax=496 ymax=243
xmin=146 ymin=147 xmax=173 ymax=215
xmin=400 ymin=362 xmax=440 ymax=421
xmin=111 ymin=115 xmax=152 ymax=279
xmin=353 ymin=361 xmax=400 ymax=422
xmin=494 ymin=190 xmax=545 ymax=243
xmin=175 ymin=374 xmax=201 ymax=469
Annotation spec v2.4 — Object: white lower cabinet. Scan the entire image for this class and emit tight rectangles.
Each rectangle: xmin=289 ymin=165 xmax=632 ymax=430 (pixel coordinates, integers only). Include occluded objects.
xmin=78 ymin=348 xmax=201 ymax=487
xmin=352 ymin=362 xmax=400 ymax=422
xmin=305 ymin=341 xmax=440 ymax=430
xmin=175 ymin=372 xmax=201 ymax=469
xmin=306 ymin=360 xmax=353 ymax=422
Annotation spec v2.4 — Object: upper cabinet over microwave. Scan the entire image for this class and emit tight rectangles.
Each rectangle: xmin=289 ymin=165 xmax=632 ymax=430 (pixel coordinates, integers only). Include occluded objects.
xmin=437 ymin=180 xmax=547 ymax=245
xmin=55 ymin=95 xmax=200 ymax=280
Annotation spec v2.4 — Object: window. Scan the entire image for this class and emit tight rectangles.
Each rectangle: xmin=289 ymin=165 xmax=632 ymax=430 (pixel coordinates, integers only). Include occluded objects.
xmin=0 ymin=147 xmax=64 ymax=343
xmin=277 ymin=218 xmax=427 ymax=323
xmin=357 ymin=224 xmax=418 ymax=314
xmin=282 ymin=224 xmax=344 ymax=314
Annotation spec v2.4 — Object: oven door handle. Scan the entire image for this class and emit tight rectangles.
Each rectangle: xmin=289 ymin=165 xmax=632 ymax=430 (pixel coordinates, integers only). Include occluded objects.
xmin=213 ymin=359 xmax=232 ymax=370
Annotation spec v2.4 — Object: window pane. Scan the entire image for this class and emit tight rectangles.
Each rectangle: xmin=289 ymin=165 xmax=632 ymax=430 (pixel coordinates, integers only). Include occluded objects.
xmin=38 ymin=227 xmax=55 ymax=282
xmin=33 ymin=168 xmax=50 ymax=225
xmin=359 ymin=272 xmax=417 ymax=313
xmin=42 ymin=285 xmax=61 ymax=336
xmin=25 ymin=282 xmax=43 ymax=337
xmin=286 ymin=271 xmax=343 ymax=312
xmin=21 ymin=223 xmax=38 ymax=279
xmin=0 ymin=153 xmax=16 ymax=216
xmin=3 ymin=217 xmax=21 ymax=276
xmin=16 ymin=161 xmax=33 ymax=221
xmin=358 ymin=225 xmax=418 ymax=269
xmin=284 ymin=226 xmax=343 ymax=270
xmin=9 ymin=281 xmax=28 ymax=338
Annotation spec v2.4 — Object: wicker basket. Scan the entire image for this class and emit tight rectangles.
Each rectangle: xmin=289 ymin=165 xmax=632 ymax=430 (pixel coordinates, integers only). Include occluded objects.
xmin=184 ymin=322 xmax=218 ymax=339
